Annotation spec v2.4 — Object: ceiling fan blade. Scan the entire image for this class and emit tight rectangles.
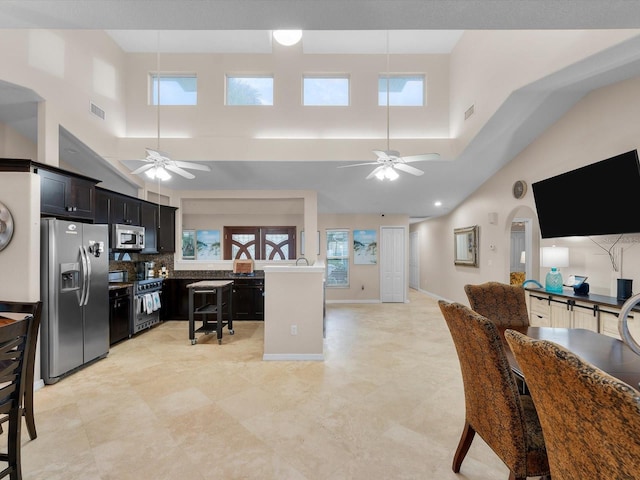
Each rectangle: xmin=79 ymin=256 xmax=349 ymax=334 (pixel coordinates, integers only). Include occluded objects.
xmin=130 ymin=163 xmax=155 ymax=175
xmin=337 ymin=162 xmax=381 ymax=169
xmin=372 ymin=150 xmax=391 ymax=161
xmin=145 ymin=147 xmax=170 ymax=162
xmin=400 ymin=153 xmax=441 ymax=163
xmin=171 ymin=160 xmax=211 ymax=172
xmin=366 ymin=165 xmax=385 ymax=180
xmin=164 ymin=164 xmax=195 ymax=179
xmin=394 ymin=163 xmax=425 ymax=176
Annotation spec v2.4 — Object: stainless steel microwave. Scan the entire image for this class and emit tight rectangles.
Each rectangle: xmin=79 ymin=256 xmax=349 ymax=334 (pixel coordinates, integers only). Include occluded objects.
xmin=113 ymin=224 xmax=145 ymax=250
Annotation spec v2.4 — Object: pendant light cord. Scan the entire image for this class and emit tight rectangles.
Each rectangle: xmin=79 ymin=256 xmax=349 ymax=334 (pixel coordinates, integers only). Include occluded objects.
xmin=386 ymin=30 xmax=390 ymax=153
xmin=156 ymin=31 xmax=161 ymax=152
xmin=156 ymin=31 xmax=161 ymax=227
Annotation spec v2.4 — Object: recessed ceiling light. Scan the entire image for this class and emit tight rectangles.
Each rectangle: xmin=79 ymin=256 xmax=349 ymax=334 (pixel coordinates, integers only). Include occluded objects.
xmin=273 ymin=30 xmax=302 ymax=46
xmin=434 ymin=201 xmax=442 ymax=207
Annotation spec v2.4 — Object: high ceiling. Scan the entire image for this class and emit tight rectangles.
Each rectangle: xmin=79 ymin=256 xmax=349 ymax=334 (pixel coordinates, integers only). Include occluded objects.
xmin=2 ymin=1 xmax=640 ymax=219
xmin=1 ymin=1 xmax=639 ymax=30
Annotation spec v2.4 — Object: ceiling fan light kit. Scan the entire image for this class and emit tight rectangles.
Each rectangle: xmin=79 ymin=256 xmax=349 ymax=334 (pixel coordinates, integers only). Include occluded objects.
xmin=337 ymin=31 xmax=440 ymax=181
xmin=145 ymin=165 xmax=171 ymax=181
xmin=375 ymin=166 xmax=399 ymax=181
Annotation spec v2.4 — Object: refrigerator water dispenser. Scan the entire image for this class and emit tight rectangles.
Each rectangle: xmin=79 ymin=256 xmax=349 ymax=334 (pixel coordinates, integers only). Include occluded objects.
xmin=60 ymin=263 xmax=80 ymax=292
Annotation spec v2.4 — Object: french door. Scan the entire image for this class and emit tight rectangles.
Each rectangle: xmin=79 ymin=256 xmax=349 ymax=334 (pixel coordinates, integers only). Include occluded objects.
xmin=223 ymin=226 xmax=296 ymax=260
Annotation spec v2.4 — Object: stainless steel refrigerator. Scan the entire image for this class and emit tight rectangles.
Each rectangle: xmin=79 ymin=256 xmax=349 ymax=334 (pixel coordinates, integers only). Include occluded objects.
xmin=40 ymin=218 xmax=109 ymax=384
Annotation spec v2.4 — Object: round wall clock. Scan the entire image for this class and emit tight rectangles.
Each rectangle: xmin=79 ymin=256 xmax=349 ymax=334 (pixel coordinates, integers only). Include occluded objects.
xmin=512 ymin=180 xmax=527 ymax=199
xmin=0 ymin=202 xmax=14 ymax=252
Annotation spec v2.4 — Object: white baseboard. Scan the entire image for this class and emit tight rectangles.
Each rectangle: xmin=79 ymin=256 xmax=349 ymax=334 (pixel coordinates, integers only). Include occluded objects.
xmin=325 ymin=299 xmax=381 ymax=304
xmin=34 ymin=379 xmax=45 ymax=391
xmin=263 ymin=353 xmax=324 ymax=361
xmin=416 ymin=288 xmax=452 ymax=302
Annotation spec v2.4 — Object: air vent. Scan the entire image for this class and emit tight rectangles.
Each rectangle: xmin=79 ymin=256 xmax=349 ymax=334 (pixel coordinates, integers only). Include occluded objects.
xmin=90 ymin=102 xmax=105 ymax=120
xmin=464 ymin=104 xmax=475 ymax=120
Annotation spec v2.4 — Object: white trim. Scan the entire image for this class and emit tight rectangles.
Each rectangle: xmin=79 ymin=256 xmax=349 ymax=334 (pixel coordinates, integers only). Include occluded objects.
xmin=326 ymin=299 xmax=381 ymax=304
xmin=415 ymin=287 xmax=451 ymax=302
xmin=34 ymin=379 xmax=45 ymax=391
xmin=263 ymin=353 xmax=324 ymax=361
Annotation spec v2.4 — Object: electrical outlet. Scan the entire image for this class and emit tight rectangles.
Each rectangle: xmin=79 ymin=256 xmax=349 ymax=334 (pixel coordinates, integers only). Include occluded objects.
xmin=290 ymin=324 xmax=297 ymax=335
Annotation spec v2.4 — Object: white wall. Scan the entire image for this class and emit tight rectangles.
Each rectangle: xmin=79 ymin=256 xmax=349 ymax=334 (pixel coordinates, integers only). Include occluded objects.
xmin=0 ymin=123 xmax=37 ymax=159
xmin=414 ymin=74 xmax=640 ymax=304
xmin=0 ymin=172 xmax=42 ymax=382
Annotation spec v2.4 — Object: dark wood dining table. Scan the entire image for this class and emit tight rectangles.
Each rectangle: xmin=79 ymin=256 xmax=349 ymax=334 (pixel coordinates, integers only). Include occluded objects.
xmin=501 ymin=327 xmax=640 ymax=389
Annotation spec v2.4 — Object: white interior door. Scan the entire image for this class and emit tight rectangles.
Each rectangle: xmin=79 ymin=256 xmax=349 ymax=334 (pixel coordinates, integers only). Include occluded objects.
xmin=409 ymin=231 xmax=419 ymax=290
xmin=381 ymin=227 xmax=405 ymax=302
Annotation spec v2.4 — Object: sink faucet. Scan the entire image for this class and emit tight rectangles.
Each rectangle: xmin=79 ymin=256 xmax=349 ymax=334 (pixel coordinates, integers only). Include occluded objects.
xmin=296 ymin=257 xmax=309 ymax=266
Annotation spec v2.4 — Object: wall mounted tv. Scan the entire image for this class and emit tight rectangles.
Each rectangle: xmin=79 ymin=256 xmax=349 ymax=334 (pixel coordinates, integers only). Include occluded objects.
xmin=532 ymin=149 xmax=640 ymax=238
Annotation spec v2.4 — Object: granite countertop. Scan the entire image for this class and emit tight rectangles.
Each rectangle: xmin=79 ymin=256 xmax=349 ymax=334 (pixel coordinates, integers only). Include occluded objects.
xmin=169 ymin=270 xmax=265 ymax=280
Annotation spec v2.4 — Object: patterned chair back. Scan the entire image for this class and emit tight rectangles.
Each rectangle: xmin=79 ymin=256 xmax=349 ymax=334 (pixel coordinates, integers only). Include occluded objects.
xmin=464 ymin=281 xmax=529 ymax=327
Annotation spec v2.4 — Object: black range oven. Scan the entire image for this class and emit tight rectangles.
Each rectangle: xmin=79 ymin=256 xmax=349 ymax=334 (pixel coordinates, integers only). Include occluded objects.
xmin=133 ymin=278 xmax=163 ymax=334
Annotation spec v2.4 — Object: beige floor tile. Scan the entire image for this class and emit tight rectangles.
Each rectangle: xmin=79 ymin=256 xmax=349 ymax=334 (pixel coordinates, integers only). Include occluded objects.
xmin=14 ymin=290 xmax=512 ymax=479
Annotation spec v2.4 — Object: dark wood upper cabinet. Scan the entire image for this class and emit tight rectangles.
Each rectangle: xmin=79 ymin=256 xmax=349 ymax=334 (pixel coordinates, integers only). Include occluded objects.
xmin=94 ymin=186 xmax=177 ymax=253
xmin=158 ymin=206 xmax=177 ymax=253
xmin=39 ymin=167 xmax=96 ymax=221
xmin=140 ymin=202 xmax=158 ymax=253
xmin=0 ymin=159 xmax=99 ymax=222
xmin=109 ymin=194 xmax=141 ymax=226
xmin=94 ymin=187 xmax=110 ymax=224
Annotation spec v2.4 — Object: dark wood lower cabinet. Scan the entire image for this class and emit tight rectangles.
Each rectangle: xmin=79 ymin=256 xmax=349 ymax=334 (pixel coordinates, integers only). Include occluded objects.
xmin=230 ymin=280 xmax=264 ymax=321
xmin=161 ymin=277 xmax=264 ymax=321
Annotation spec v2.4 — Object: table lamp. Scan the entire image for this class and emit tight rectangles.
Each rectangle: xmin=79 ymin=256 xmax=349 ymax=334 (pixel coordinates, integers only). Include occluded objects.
xmin=541 ymin=246 xmax=569 ymax=294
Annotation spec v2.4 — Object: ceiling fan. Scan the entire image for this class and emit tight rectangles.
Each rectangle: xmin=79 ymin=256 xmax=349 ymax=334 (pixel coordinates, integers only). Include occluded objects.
xmin=338 ymin=150 xmax=440 ymax=181
xmin=338 ymin=31 xmax=440 ymax=181
xmin=130 ymin=148 xmax=211 ymax=180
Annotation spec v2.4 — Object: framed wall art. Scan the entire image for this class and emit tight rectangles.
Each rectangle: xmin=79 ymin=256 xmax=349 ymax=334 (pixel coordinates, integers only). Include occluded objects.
xmin=182 ymin=230 xmax=196 ymax=259
xmin=353 ymin=229 xmax=377 ymax=264
xmin=196 ymin=229 xmax=221 ymax=260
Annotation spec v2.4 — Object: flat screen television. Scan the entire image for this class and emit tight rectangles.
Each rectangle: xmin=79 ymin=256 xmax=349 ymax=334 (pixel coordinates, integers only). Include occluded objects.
xmin=532 ymin=149 xmax=640 ymax=238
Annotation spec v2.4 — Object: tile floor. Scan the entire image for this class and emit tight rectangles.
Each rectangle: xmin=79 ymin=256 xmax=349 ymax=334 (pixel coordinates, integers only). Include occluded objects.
xmin=17 ymin=290 xmax=515 ymax=479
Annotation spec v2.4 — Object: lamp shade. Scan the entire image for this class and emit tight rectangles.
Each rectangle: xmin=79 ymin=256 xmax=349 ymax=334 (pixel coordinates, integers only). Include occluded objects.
xmin=541 ymin=246 xmax=569 ymax=268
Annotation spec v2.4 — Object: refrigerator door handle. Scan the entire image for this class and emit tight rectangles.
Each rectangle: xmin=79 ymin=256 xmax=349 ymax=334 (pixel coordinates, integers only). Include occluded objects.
xmin=83 ymin=246 xmax=92 ymax=306
xmin=79 ymin=246 xmax=89 ymax=306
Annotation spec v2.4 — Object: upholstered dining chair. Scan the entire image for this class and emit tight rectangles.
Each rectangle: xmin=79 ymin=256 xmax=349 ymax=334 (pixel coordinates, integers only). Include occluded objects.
xmin=0 ymin=312 xmax=36 ymax=479
xmin=464 ymin=281 xmax=530 ymax=327
xmin=438 ymin=300 xmax=550 ymax=480
xmin=505 ymin=329 xmax=640 ymax=480
xmin=0 ymin=301 xmax=42 ymax=441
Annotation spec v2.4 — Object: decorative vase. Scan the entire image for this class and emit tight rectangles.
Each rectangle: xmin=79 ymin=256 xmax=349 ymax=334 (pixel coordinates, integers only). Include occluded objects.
xmin=545 ymin=267 xmax=564 ymax=294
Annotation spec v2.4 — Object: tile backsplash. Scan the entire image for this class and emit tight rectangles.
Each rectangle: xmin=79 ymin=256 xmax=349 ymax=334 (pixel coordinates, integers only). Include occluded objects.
xmin=109 ymin=252 xmax=174 ymax=280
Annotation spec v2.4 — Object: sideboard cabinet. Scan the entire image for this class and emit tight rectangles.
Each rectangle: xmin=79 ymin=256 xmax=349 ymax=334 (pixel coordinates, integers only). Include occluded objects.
xmin=526 ymin=288 xmax=636 ymax=339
